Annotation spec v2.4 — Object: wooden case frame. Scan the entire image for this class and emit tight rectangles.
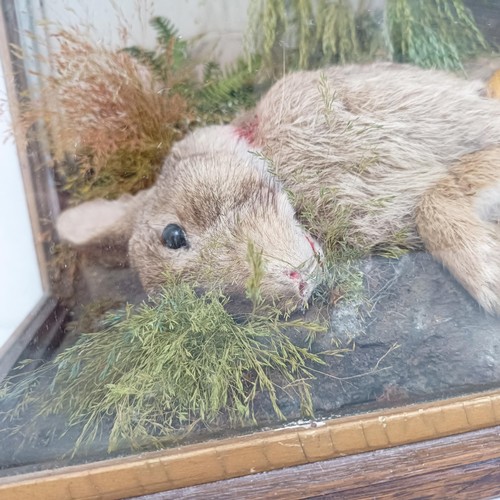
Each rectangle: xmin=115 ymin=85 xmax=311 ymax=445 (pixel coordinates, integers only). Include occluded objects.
xmin=0 ymin=390 xmax=499 ymax=499
xmin=0 ymin=0 xmax=65 ymax=379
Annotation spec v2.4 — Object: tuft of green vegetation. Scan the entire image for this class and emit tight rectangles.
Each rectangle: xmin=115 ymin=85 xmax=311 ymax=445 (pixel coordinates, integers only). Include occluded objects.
xmin=124 ymin=17 xmax=262 ymax=127
xmin=291 ymin=187 xmax=367 ymax=305
xmin=123 ymin=17 xmax=188 ymax=84
xmin=385 ymin=0 xmax=489 ymax=71
xmin=245 ymin=241 xmax=266 ymax=312
xmin=246 ymin=0 xmax=381 ymax=76
xmin=20 ymin=17 xmax=261 ymax=204
xmin=246 ymin=0 xmax=489 ymax=74
xmin=0 ymin=278 xmax=331 ymax=454
xmin=288 ymin=177 xmax=412 ymax=307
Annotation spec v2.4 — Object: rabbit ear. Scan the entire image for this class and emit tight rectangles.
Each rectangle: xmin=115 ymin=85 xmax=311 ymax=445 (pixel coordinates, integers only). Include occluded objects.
xmin=57 ymin=190 xmax=151 ymax=248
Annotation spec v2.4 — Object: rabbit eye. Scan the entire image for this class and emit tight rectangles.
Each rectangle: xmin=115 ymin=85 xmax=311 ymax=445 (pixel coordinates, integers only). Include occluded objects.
xmin=161 ymin=224 xmax=188 ymax=250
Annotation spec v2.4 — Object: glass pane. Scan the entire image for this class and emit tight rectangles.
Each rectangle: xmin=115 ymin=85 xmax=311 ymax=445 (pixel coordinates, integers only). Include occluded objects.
xmin=0 ymin=60 xmax=44 ymax=347
xmin=1 ymin=0 xmax=500 ymax=479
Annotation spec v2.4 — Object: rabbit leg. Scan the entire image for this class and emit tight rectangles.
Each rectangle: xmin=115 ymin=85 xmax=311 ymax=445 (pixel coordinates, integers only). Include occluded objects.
xmin=416 ymin=146 xmax=500 ymax=314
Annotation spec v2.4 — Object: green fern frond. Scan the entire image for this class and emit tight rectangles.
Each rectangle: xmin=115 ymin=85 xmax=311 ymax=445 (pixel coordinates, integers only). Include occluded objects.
xmin=196 ymin=57 xmax=261 ymax=121
xmin=122 ymin=46 xmax=164 ymax=77
xmin=124 ymin=17 xmax=188 ymax=83
xmin=149 ymin=15 xmax=187 ymax=71
xmin=149 ymin=16 xmax=179 ymax=49
xmin=202 ymin=61 xmax=223 ymax=83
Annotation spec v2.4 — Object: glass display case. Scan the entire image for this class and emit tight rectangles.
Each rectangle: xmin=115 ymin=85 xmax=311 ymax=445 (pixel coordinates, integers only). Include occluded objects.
xmin=1 ymin=0 xmax=499 ymax=497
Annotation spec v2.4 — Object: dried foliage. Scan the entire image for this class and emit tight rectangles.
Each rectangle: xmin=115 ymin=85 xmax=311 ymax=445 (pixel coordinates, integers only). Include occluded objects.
xmin=15 ymin=17 xmax=262 ymax=202
xmin=124 ymin=16 xmax=261 ymax=126
xmin=246 ymin=0 xmax=383 ymax=75
xmin=20 ymin=27 xmax=190 ymax=202
xmin=0 ymin=276 xmax=333 ymax=454
xmin=246 ymin=0 xmax=490 ymax=74
xmin=385 ymin=0 xmax=489 ymax=71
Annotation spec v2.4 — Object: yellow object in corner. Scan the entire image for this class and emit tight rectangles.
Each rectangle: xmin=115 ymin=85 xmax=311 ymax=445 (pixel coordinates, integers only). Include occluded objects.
xmin=487 ymin=69 xmax=500 ymax=99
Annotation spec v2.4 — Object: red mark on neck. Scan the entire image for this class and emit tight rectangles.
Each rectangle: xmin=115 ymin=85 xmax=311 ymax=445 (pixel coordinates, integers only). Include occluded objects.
xmin=235 ymin=116 xmax=259 ymax=146
xmin=306 ymin=236 xmax=318 ymax=255
xmin=306 ymin=235 xmax=324 ymax=268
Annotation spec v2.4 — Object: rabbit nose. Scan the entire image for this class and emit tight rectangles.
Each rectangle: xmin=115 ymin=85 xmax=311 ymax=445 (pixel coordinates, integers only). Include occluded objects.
xmin=286 ymin=270 xmax=308 ymax=297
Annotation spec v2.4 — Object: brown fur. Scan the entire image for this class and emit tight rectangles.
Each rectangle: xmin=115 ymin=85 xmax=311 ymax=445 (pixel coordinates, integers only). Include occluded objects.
xmin=128 ymin=129 xmax=323 ymax=310
xmin=416 ymin=146 xmax=500 ymax=313
xmin=58 ymin=63 xmax=500 ymax=313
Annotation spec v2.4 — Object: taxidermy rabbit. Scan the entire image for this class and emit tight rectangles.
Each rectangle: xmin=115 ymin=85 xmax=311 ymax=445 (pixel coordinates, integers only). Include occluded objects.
xmin=58 ymin=63 xmax=500 ymax=313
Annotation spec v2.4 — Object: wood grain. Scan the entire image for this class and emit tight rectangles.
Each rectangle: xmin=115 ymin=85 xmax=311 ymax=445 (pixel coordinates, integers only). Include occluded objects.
xmin=140 ymin=427 xmax=500 ymax=500
xmin=1 ymin=390 xmax=500 ymax=500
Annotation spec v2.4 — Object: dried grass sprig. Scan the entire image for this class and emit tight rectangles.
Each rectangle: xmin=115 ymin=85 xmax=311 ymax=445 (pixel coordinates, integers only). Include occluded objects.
xmin=246 ymin=0 xmax=489 ymax=74
xmin=0 ymin=278 xmax=332 ymax=454
xmin=19 ymin=27 xmax=190 ymax=201
xmin=385 ymin=0 xmax=489 ymax=71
